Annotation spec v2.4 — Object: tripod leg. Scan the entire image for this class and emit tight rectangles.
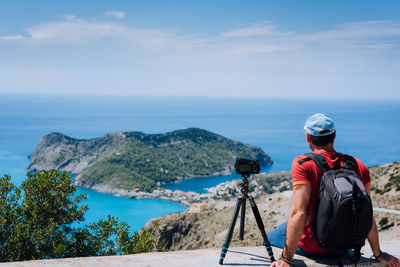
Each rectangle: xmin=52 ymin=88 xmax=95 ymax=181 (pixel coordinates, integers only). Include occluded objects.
xmin=239 ymin=198 xmax=246 ymax=240
xmin=219 ymin=197 xmax=243 ymax=265
xmin=249 ymin=197 xmax=276 ymax=262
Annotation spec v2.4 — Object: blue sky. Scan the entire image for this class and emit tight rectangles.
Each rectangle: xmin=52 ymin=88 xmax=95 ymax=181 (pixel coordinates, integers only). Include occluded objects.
xmin=0 ymin=0 xmax=399 ymax=99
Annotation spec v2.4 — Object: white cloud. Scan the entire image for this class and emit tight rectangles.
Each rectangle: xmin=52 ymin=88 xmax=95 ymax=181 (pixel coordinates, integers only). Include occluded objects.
xmin=3 ymin=18 xmax=399 ymax=55
xmin=25 ymin=20 xmax=130 ymax=44
xmin=0 ymin=34 xmax=23 ymax=41
xmin=219 ymin=43 xmax=297 ymax=55
xmin=221 ymin=22 xmax=293 ymax=38
xmin=336 ymin=20 xmax=400 ymax=38
xmin=298 ymin=20 xmax=400 ymax=44
xmin=62 ymin=15 xmax=77 ymax=21
xmin=105 ymin=10 xmax=126 ymax=19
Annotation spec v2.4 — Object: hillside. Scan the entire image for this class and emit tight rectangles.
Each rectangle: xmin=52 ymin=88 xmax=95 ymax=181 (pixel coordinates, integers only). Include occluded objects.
xmin=144 ymin=161 xmax=400 ymax=251
xmin=28 ymin=128 xmax=272 ymax=192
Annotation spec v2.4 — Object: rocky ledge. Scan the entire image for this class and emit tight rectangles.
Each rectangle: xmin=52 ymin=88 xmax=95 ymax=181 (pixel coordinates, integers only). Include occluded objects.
xmin=2 ymin=243 xmax=397 ymax=267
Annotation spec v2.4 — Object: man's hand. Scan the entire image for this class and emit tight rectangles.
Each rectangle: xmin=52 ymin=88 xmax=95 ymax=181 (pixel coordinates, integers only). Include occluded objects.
xmin=375 ymin=252 xmax=400 ymax=267
xmin=271 ymin=259 xmax=292 ymax=267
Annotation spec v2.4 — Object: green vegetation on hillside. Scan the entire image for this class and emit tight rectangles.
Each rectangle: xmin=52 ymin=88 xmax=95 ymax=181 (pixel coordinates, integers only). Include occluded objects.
xmin=369 ymin=161 xmax=400 ymax=195
xmin=0 ymin=170 xmax=161 ymax=262
xmin=80 ymin=132 xmax=267 ymax=191
xmin=255 ymin=172 xmax=292 ymax=194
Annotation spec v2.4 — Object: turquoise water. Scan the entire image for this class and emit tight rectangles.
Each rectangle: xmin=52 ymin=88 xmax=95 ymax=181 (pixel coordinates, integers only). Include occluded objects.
xmin=163 ymin=166 xmax=272 ymax=193
xmin=77 ymin=188 xmax=185 ymax=230
xmin=1 ymin=95 xmax=399 ymax=231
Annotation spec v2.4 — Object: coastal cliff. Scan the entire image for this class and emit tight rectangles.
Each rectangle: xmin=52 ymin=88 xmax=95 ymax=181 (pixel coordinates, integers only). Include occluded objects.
xmin=28 ymin=128 xmax=272 ymax=192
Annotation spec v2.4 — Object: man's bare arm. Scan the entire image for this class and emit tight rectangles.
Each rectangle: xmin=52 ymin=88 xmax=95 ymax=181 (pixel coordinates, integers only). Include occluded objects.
xmin=271 ymin=184 xmax=311 ymax=267
xmin=283 ymin=184 xmax=311 ymax=260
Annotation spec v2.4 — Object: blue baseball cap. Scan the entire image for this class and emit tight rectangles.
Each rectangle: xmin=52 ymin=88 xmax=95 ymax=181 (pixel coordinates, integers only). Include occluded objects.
xmin=304 ymin=113 xmax=335 ymax=136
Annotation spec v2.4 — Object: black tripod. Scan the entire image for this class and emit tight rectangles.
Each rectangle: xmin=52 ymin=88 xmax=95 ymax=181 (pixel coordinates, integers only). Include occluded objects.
xmin=219 ymin=175 xmax=276 ymax=264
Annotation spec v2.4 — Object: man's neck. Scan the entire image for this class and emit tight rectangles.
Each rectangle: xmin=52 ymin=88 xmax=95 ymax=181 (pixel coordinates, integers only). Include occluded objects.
xmin=311 ymin=145 xmax=336 ymax=153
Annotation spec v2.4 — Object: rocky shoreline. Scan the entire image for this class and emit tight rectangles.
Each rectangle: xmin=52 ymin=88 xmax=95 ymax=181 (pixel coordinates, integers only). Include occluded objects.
xmin=75 ymin=179 xmax=217 ymax=207
xmin=75 ymin=179 xmax=234 ymax=207
xmin=76 ymin=182 xmax=193 ymax=206
xmin=74 ymin=171 xmax=291 ymax=208
xmin=166 ymin=169 xmax=232 ymax=184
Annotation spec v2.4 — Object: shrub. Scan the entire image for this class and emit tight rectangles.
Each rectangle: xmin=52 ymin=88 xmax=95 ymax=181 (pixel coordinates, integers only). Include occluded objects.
xmin=378 ymin=217 xmax=389 ymax=228
xmin=0 ymin=170 xmax=157 ymax=262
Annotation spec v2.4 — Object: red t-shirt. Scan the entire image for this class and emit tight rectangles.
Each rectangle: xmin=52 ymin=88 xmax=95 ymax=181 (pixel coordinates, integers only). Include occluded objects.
xmin=291 ymin=150 xmax=371 ymax=253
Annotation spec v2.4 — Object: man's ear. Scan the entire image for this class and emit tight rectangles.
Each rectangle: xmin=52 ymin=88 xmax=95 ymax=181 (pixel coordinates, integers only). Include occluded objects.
xmin=333 ymin=131 xmax=336 ymax=140
xmin=306 ymin=133 xmax=311 ymax=144
xmin=306 ymin=133 xmax=315 ymax=151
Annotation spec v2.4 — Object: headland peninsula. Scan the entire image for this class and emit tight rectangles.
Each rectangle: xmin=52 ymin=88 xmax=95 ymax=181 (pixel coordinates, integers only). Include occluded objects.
xmin=27 ymin=128 xmax=272 ymax=203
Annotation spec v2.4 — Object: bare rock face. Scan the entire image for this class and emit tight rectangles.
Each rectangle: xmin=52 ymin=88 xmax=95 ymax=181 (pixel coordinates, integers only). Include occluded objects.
xmin=144 ymin=193 xmax=290 ymax=251
xmin=27 ymin=132 xmax=128 ymax=174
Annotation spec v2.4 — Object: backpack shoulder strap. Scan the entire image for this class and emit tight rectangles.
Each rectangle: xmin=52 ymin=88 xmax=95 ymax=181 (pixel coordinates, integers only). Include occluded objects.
xmin=342 ymin=154 xmax=355 ymax=170
xmin=298 ymin=152 xmax=331 ymax=173
xmin=299 ymin=153 xmax=330 ymax=241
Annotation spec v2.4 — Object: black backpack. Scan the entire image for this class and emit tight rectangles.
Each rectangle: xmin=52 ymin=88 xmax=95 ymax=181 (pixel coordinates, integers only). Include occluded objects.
xmin=298 ymin=153 xmax=373 ymax=262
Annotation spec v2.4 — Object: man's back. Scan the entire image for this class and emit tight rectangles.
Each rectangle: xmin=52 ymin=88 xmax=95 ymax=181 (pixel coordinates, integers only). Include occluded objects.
xmin=291 ymin=150 xmax=371 ymax=253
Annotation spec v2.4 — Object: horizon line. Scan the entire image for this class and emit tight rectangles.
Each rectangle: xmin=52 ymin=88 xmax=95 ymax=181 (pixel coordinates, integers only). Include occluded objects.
xmin=1 ymin=92 xmax=400 ymax=103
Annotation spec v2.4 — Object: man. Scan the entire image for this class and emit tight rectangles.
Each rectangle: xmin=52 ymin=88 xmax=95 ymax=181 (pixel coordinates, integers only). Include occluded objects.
xmin=268 ymin=113 xmax=400 ymax=267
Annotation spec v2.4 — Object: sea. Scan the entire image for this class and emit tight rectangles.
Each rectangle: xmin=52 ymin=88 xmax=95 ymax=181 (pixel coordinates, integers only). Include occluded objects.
xmin=1 ymin=94 xmax=399 ymax=232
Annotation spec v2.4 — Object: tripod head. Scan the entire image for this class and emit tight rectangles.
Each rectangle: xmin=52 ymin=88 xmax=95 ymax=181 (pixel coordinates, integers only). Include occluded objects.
xmin=234 ymin=158 xmax=260 ymax=197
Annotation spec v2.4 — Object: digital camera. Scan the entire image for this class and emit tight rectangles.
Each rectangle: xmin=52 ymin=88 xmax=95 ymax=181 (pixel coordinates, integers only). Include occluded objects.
xmin=234 ymin=158 xmax=260 ymax=177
